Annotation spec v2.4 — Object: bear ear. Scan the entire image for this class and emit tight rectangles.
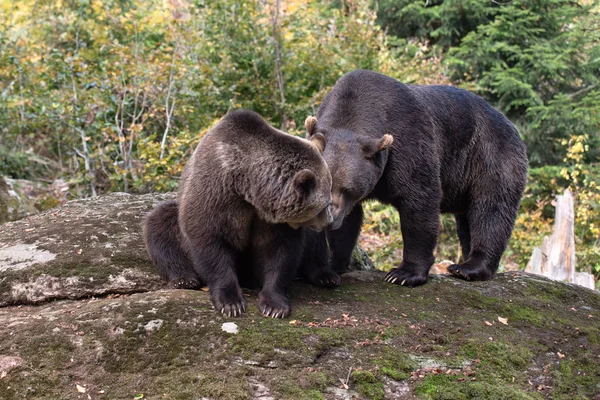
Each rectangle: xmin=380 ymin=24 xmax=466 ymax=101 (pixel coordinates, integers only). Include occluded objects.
xmin=304 ymin=116 xmax=318 ymax=137
xmin=360 ymin=134 xmax=394 ymax=158
xmin=293 ymin=169 xmax=317 ymax=196
xmin=310 ymin=133 xmax=326 ymax=154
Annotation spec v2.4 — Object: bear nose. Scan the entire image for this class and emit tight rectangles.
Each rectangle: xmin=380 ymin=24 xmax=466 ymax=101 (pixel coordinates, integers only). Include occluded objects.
xmin=330 ymin=202 xmax=342 ymax=219
xmin=326 ymin=207 xmax=334 ymax=225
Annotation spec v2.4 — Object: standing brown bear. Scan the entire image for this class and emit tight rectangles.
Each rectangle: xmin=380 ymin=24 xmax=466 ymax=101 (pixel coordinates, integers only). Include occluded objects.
xmin=306 ymin=70 xmax=528 ymax=286
xmin=143 ymin=110 xmax=339 ymax=318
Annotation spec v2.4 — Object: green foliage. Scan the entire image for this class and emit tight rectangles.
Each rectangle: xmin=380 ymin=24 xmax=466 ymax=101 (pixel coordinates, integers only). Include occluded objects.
xmin=1 ymin=0 xmax=598 ymax=280
xmin=376 ymin=0 xmax=499 ymax=49
xmin=447 ymin=0 xmax=600 ymax=165
xmin=377 ymin=0 xmax=600 ymax=166
xmin=0 ymin=149 xmax=32 ymax=179
xmin=1 ymin=0 xmax=441 ymax=196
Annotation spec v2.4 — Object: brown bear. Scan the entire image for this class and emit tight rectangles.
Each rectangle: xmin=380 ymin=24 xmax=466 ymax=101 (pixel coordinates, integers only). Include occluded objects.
xmin=143 ymin=110 xmax=339 ymax=318
xmin=305 ymin=70 xmax=528 ymax=286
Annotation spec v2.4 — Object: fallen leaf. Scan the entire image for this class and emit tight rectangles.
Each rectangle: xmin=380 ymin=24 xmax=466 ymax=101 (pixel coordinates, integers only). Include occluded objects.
xmin=498 ymin=317 xmax=508 ymax=325
xmin=484 ymin=320 xmax=492 ymax=326
xmin=76 ymin=384 xmax=86 ymax=393
xmin=557 ymin=352 xmax=565 ymax=359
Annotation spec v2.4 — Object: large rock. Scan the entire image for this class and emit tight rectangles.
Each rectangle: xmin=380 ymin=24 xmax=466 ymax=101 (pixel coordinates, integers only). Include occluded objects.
xmin=0 ymin=192 xmax=170 ymax=306
xmin=0 ymin=273 xmax=599 ymax=399
xmin=0 ymin=192 xmax=370 ymax=306
xmin=1 ymin=193 xmax=599 ymax=399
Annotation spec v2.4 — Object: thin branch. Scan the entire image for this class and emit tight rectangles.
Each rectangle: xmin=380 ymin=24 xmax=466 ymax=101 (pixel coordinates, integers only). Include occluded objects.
xmin=160 ymin=37 xmax=179 ymax=160
xmin=71 ymin=25 xmax=96 ymax=196
xmin=271 ymin=0 xmax=286 ymax=130
xmin=567 ymin=83 xmax=599 ymax=99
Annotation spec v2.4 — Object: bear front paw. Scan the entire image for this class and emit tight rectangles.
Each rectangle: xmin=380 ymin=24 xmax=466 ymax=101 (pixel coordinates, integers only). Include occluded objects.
xmin=307 ymin=270 xmax=341 ymax=288
xmin=384 ymin=268 xmax=428 ymax=287
xmin=258 ymin=291 xmax=291 ymax=318
xmin=169 ymin=278 xmax=202 ymax=290
xmin=448 ymin=263 xmax=494 ymax=281
xmin=210 ymin=286 xmax=247 ymax=317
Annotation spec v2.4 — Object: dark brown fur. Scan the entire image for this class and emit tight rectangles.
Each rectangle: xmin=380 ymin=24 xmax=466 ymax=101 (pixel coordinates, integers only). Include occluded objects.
xmin=307 ymin=70 xmax=528 ymax=286
xmin=143 ymin=110 xmax=339 ymax=318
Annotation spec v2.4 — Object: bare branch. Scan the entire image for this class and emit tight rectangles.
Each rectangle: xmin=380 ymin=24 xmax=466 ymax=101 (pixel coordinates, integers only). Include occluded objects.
xmin=160 ymin=37 xmax=180 ymax=160
xmin=567 ymin=83 xmax=599 ymax=99
xmin=271 ymin=0 xmax=286 ymax=130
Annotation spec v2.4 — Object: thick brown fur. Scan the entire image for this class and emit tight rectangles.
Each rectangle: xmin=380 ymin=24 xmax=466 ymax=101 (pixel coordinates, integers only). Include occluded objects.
xmin=143 ymin=110 xmax=339 ymax=318
xmin=308 ymin=70 xmax=528 ymax=287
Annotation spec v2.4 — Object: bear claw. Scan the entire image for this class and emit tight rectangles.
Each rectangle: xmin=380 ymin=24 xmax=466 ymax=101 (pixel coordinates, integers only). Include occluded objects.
xmin=170 ymin=278 xmax=202 ymax=290
xmin=218 ymin=300 xmax=246 ymax=318
xmin=211 ymin=286 xmax=247 ymax=317
xmin=448 ymin=263 xmax=494 ymax=281
xmin=258 ymin=291 xmax=291 ymax=319
xmin=308 ymin=270 xmax=341 ymax=288
xmin=384 ymin=268 xmax=428 ymax=287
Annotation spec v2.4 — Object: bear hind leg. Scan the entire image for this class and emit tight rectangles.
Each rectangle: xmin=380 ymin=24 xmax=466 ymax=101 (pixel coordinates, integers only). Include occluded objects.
xmin=301 ymin=230 xmax=341 ymax=288
xmin=143 ymin=200 xmax=201 ymax=289
xmin=327 ymin=204 xmax=364 ymax=274
xmin=454 ymin=213 xmax=471 ymax=263
xmin=448 ymin=201 xmax=516 ymax=281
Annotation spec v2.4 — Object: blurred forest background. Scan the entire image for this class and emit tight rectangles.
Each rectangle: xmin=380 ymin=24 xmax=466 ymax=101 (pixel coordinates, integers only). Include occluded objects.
xmin=1 ymin=0 xmax=599 ymax=278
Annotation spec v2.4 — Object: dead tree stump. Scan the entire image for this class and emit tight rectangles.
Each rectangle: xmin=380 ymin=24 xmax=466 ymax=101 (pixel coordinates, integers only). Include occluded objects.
xmin=526 ymin=189 xmax=595 ymax=290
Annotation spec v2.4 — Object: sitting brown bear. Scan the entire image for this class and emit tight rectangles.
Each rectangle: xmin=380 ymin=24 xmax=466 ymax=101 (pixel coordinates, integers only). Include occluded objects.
xmin=143 ymin=110 xmax=339 ymax=318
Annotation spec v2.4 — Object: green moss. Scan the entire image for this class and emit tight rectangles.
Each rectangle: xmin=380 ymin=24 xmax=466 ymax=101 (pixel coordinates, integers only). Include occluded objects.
xmin=272 ymin=372 xmax=329 ymax=400
xmin=228 ymin=320 xmax=311 ymax=363
xmin=416 ymin=375 xmax=542 ymax=400
xmin=552 ymin=359 xmax=600 ymax=400
xmin=459 ymin=340 xmax=534 ymax=383
xmin=499 ymin=304 xmax=545 ymax=325
xmin=18 ymin=332 xmax=75 ymax=369
xmin=351 ymin=370 xmax=384 ymax=400
xmin=374 ymin=348 xmax=416 ymax=380
xmin=151 ymin=370 xmax=251 ymax=399
xmin=523 ymin=280 xmax=580 ymax=304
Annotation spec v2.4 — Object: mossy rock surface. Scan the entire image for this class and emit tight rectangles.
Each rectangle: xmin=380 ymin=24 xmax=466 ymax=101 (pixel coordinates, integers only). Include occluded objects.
xmin=0 ymin=271 xmax=599 ymax=399
xmin=0 ymin=192 xmax=172 ymax=306
xmin=0 ymin=192 xmax=370 ymax=307
xmin=1 ymin=193 xmax=600 ymax=399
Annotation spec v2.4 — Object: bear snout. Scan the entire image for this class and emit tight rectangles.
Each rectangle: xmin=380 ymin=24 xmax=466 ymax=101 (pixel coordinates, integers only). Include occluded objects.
xmin=328 ymin=215 xmax=345 ymax=230
xmin=326 ymin=206 xmax=334 ymax=225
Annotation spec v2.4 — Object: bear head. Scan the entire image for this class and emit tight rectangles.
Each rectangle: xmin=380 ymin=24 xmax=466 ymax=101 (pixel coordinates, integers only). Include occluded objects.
xmin=283 ymin=132 xmax=333 ymax=232
xmin=304 ymin=116 xmax=393 ymax=230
